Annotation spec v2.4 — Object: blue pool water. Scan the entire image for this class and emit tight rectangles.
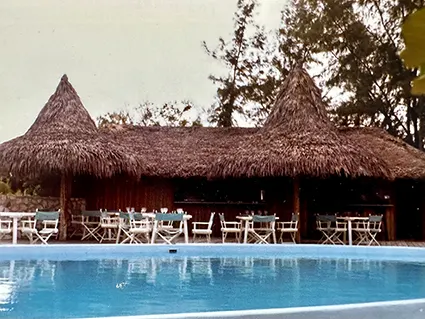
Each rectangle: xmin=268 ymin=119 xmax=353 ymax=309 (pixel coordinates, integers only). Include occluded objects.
xmin=0 ymin=255 xmax=425 ymax=319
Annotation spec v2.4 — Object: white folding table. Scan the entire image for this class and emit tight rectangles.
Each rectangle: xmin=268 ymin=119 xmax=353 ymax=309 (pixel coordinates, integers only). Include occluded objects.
xmin=0 ymin=212 xmax=36 ymax=244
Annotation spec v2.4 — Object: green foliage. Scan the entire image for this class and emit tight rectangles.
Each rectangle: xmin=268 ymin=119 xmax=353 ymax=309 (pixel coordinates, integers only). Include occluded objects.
xmin=0 ymin=181 xmax=12 ymax=194
xmin=203 ymin=0 xmax=280 ymax=126
xmin=97 ymin=110 xmax=134 ymax=128
xmin=97 ymin=101 xmax=204 ymax=128
xmin=206 ymin=0 xmax=425 ymax=149
xmin=400 ymin=7 xmax=425 ymax=95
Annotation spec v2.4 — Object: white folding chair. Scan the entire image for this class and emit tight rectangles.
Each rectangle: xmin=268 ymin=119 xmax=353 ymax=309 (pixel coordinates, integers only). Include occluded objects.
xmin=128 ymin=212 xmax=151 ymax=244
xmin=277 ymin=213 xmax=299 ymax=243
xmin=352 ymin=218 xmax=369 ymax=245
xmin=69 ymin=212 xmax=84 ymax=238
xmin=0 ymin=216 xmax=12 ymax=241
xmin=151 ymin=213 xmax=184 ymax=244
xmin=355 ymin=215 xmax=383 ymax=246
xmin=80 ymin=210 xmax=102 ymax=241
xmin=116 ymin=212 xmax=132 ymax=244
xmin=219 ymin=213 xmax=242 ymax=243
xmin=316 ymin=215 xmax=346 ymax=245
xmin=99 ymin=210 xmax=120 ymax=243
xmin=248 ymin=215 xmax=277 ymax=244
xmin=21 ymin=211 xmax=59 ymax=245
xmin=192 ymin=212 xmax=215 ymax=243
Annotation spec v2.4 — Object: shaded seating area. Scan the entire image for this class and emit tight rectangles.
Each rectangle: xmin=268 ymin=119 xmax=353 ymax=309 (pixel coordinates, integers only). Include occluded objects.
xmin=315 ymin=214 xmax=383 ymax=246
xmin=1 ymin=69 xmax=425 ymax=245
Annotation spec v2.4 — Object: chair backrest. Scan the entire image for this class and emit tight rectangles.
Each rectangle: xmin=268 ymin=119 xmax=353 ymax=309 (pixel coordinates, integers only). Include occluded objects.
xmin=82 ymin=210 xmax=102 ymax=218
xmin=218 ymin=213 xmax=226 ymax=227
xmin=35 ymin=212 xmax=59 ymax=221
xmin=316 ymin=214 xmax=335 ymax=228
xmin=160 ymin=208 xmax=168 ymax=213
xmin=291 ymin=213 xmax=299 ymax=228
xmin=141 ymin=207 xmax=147 ymax=213
xmin=252 ymin=215 xmax=275 ymax=223
xmin=155 ymin=213 xmax=184 ymax=221
xmin=35 ymin=212 xmax=59 ymax=230
xmin=176 ymin=208 xmax=184 ymax=214
xmin=368 ymin=215 xmax=383 ymax=231
xmin=208 ymin=212 xmax=215 ymax=229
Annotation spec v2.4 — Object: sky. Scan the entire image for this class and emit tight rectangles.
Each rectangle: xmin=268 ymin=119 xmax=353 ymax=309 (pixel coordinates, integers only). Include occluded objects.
xmin=0 ymin=0 xmax=286 ymax=142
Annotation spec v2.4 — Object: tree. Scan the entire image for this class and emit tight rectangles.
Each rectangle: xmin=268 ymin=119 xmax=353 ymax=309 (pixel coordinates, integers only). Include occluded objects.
xmin=280 ymin=0 xmax=425 ymax=148
xmin=97 ymin=100 xmax=203 ymax=128
xmin=208 ymin=0 xmax=425 ymax=148
xmin=203 ymin=0 xmax=274 ymax=127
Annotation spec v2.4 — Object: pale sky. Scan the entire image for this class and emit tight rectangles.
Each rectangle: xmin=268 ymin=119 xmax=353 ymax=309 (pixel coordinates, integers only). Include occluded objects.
xmin=0 ymin=0 xmax=285 ymax=142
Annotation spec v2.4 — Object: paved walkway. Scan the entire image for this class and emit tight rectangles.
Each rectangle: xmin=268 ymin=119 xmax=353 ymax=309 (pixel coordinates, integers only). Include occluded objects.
xmin=1 ymin=237 xmax=425 ymax=246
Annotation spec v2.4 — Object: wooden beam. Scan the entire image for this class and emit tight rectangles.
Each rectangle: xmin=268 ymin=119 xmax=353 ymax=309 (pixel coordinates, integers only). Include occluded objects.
xmin=293 ymin=177 xmax=301 ymax=243
xmin=59 ymin=173 xmax=72 ymax=241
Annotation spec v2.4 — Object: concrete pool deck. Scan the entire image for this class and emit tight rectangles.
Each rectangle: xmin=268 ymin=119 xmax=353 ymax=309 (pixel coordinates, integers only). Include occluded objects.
xmin=2 ymin=236 xmax=425 ymax=247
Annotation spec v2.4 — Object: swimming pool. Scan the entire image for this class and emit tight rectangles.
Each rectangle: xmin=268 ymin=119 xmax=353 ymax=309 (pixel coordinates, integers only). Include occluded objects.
xmin=0 ymin=244 xmax=425 ymax=319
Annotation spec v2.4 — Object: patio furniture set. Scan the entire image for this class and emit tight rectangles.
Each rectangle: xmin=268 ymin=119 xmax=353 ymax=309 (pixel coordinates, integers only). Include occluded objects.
xmin=0 ymin=208 xmax=382 ymax=246
xmin=316 ymin=214 xmax=383 ymax=246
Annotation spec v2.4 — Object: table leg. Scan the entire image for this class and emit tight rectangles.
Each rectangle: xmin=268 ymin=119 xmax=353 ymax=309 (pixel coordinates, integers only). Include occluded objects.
xmin=243 ymin=220 xmax=249 ymax=244
xmin=183 ymin=220 xmax=189 ymax=244
xmin=116 ymin=227 xmax=121 ymax=244
xmin=348 ymin=220 xmax=353 ymax=246
xmin=12 ymin=218 xmax=18 ymax=245
xmin=151 ymin=221 xmax=158 ymax=244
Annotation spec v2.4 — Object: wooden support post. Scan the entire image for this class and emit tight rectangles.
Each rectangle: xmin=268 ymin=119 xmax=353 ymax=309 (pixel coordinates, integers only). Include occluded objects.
xmin=59 ymin=173 xmax=72 ymax=241
xmin=385 ymin=184 xmax=396 ymax=241
xmin=385 ymin=205 xmax=395 ymax=241
xmin=293 ymin=177 xmax=301 ymax=243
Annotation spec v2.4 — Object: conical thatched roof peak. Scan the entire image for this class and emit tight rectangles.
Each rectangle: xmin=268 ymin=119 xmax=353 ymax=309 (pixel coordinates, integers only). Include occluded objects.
xmin=263 ymin=67 xmax=332 ymax=133
xmin=209 ymin=67 xmax=392 ymax=179
xmin=26 ymin=74 xmax=97 ymax=136
xmin=0 ymin=75 xmax=141 ymax=179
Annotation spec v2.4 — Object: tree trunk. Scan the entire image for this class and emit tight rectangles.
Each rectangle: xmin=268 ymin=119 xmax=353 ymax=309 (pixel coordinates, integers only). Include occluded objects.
xmin=59 ymin=173 xmax=72 ymax=241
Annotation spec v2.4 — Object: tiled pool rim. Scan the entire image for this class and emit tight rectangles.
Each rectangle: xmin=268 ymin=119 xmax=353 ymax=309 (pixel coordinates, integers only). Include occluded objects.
xmin=1 ymin=244 xmax=425 ymax=319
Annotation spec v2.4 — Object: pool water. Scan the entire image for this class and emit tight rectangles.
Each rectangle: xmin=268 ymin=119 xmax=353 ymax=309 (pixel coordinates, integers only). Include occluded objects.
xmin=1 ymin=256 xmax=425 ymax=318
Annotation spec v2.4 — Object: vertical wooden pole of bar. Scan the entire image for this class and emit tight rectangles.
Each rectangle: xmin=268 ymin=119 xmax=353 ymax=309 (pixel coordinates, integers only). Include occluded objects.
xmin=59 ymin=173 xmax=72 ymax=241
xmin=384 ymin=182 xmax=396 ymax=241
xmin=293 ymin=177 xmax=301 ymax=243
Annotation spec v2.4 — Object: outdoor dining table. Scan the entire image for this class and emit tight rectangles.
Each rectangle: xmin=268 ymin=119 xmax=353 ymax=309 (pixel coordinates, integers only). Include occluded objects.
xmin=236 ymin=215 xmax=279 ymax=244
xmin=0 ymin=212 xmax=36 ymax=244
xmin=337 ymin=216 xmax=369 ymax=246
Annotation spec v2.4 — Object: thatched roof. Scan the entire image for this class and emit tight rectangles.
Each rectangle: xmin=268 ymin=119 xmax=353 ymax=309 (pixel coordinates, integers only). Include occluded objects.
xmin=100 ymin=125 xmax=256 ymax=177
xmin=209 ymin=68 xmax=392 ymax=179
xmin=2 ymin=72 xmax=425 ymax=181
xmin=99 ymin=124 xmax=425 ymax=180
xmin=0 ymin=75 xmax=140 ymax=179
xmin=342 ymin=127 xmax=425 ymax=179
